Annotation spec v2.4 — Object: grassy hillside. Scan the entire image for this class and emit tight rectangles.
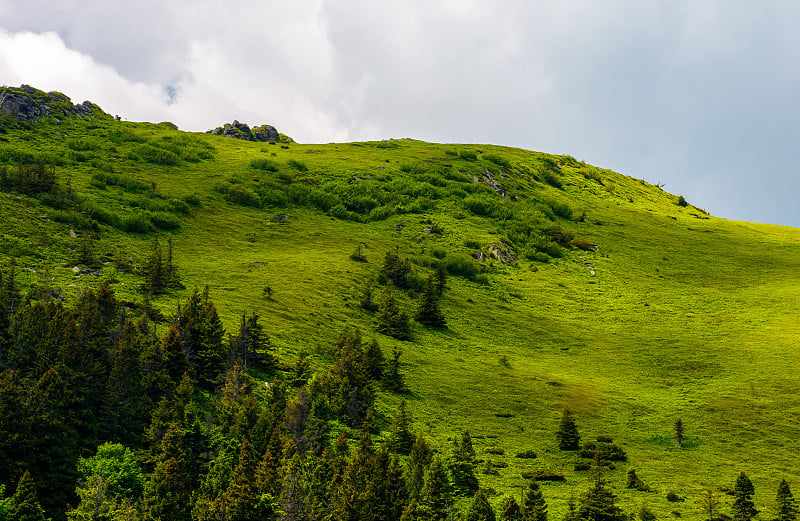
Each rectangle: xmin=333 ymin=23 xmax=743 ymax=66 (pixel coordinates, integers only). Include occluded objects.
xmin=3 ymin=86 xmax=800 ymax=518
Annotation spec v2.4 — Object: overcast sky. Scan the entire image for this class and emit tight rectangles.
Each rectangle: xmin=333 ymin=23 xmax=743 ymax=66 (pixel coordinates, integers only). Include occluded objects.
xmin=2 ymin=1 xmax=800 ymax=226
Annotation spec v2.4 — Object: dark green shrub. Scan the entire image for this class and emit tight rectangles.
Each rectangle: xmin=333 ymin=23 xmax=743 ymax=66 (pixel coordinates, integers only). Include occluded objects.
xmin=546 ymin=199 xmax=573 ymax=219
xmin=250 ymin=158 xmax=280 ymax=171
xmin=329 ymin=204 xmax=361 ymax=222
xmin=463 ymin=239 xmax=482 ymax=249
xmin=256 ymin=184 xmax=289 ymax=207
xmin=168 ymin=199 xmax=191 ymax=214
xmin=484 ymin=154 xmax=511 ymax=169
xmin=571 ymin=238 xmax=595 ymax=251
xmin=431 ymin=247 xmax=447 ymax=259
xmin=367 ymin=205 xmax=395 ymax=221
xmin=148 ymin=211 xmax=181 ymax=231
xmin=579 ymin=441 xmax=627 ymax=462
xmin=541 ymin=169 xmax=562 ymax=189
xmin=459 ymin=150 xmax=478 ymax=161
xmin=286 ymin=159 xmax=308 ymax=171
xmin=443 ymin=255 xmax=480 ymax=280
xmin=525 ymin=250 xmax=551 ymax=263
xmin=181 ymin=194 xmax=201 ymax=207
xmin=82 ymin=202 xmax=121 ymax=228
xmin=677 ymin=195 xmax=688 ymax=207
xmin=463 ymin=195 xmax=491 ymax=216
xmin=136 ymin=144 xmax=181 ymax=166
xmin=121 ymin=213 xmax=155 ymax=233
xmin=515 ymin=450 xmax=538 ymax=459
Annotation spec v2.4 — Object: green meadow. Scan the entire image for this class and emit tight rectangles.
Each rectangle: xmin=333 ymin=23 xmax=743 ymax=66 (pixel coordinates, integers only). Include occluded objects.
xmin=2 ymin=87 xmax=800 ymax=519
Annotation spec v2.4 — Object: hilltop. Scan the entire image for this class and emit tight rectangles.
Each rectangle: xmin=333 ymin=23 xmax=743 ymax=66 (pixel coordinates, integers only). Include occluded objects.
xmin=2 ymin=84 xmax=800 ymax=520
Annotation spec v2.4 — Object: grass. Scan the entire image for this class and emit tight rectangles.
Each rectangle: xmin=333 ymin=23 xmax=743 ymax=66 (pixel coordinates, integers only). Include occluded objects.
xmin=2 ymin=94 xmax=800 ymax=518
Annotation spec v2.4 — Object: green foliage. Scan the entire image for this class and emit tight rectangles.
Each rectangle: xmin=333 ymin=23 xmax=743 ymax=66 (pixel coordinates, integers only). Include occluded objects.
xmin=450 ymin=431 xmax=479 ymax=496
xmin=732 ymin=472 xmax=757 ymax=521
xmin=777 ymin=479 xmax=797 ymax=521
xmin=520 ymin=478 xmax=547 ymax=521
xmin=249 ymin=158 xmax=279 ymax=172
xmin=577 ymin=476 xmax=626 ymax=521
xmin=376 ymin=284 xmax=412 ymax=340
xmin=286 ymin=159 xmax=308 ymax=171
xmin=484 ymin=153 xmax=511 ymax=169
xmin=76 ymin=442 xmax=144 ymax=499
xmin=557 ymin=411 xmax=580 ymax=451
xmin=415 ymin=276 xmax=446 ymax=328
xmin=466 ymin=489 xmax=497 ymax=521
xmin=9 ymin=471 xmax=48 ymax=521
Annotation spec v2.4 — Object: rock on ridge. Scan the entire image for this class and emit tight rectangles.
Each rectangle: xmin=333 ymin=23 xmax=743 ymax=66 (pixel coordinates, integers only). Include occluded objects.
xmin=0 ymin=84 xmax=104 ymax=122
xmin=207 ymin=120 xmax=292 ymax=143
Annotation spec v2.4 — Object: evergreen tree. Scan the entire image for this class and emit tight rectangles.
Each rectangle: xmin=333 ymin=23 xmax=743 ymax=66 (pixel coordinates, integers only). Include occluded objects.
xmin=229 ymin=311 xmax=273 ymax=370
xmin=556 ymin=411 xmax=580 ymax=451
xmin=732 ymin=472 xmax=758 ymax=521
xmin=380 ymin=251 xmax=412 ymax=288
xmin=415 ymin=276 xmax=446 ymax=327
xmin=450 ymin=430 xmax=479 ymax=496
xmin=143 ymin=458 xmax=191 ymax=521
xmin=577 ymin=475 xmax=625 ymax=521
xmin=225 ymin=439 xmax=259 ymax=521
xmin=421 ymin=456 xmax=454 ymax=521
xmin=383 ymin=345 xmax=406 ymax=392
xmin=499 ymin=495 xmax=521 ymax=521
xmin=700 ymin=490 xmax=720 ymax=521
xmin=675 ymin=417 xmax=684 ymax=447
xmin=387 ymin=400 xmax=415 ymax=455
xmin=406 ymin=435 xmax=434 ymax=502
xmin=520 ymin=478 xmax=547 ymax=521
xmin=377 ymin=283 xmax=412 ymax=340
xmin=174 ymin=288 xmax=225 ymax=389
xmin=777 ymin=479 xmax=797 ymax=521
xmin=466 ymin=489 xmax=497 ymax=521
xmin=10 ymin=471 xmax=48 ymax=521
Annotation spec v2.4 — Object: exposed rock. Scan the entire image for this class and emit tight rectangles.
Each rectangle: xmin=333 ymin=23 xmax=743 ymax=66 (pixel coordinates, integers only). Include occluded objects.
xmin=271 ymin=214 xmax=288 ymax=222
xmin=487 ymin=241 xmax=518 ymax=265
xmin=0 ymin=84 xmax=104 ymax=122
xmin=253 ymin=124 xmax=280 ymax=142
xmin=472 ymin=250 xmax=485 ymax=262
xmin=207 ymin=121 xmax=287 ymax=143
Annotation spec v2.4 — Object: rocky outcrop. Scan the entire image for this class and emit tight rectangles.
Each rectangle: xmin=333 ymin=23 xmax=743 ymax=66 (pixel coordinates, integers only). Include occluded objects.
xmin=487 ymin=241 xmax=518 ymax=265
xmin=207 ymin=121 xmax=286 ymax=143
xmin=0 ymin=84 xmax=103 ymax=122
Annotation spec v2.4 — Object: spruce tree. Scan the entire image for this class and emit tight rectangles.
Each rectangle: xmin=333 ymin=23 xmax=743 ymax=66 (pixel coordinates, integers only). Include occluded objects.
xmin=556 ymin=411 xmax=580 ymax=451
xmin=377 ymin=283 xmax=412 ymax=340
xmin=10 ymin=471 xmax=48 ymax=521
xmin=450 ymin=430 xmax=479 ymax=496
xmin=387 ymin=400 xmax=415 ymax=455
xmin=520 ymin=478 xmax=547 ymax=521
xmin=407 ymin=435 xmax=434 ymax=501
xmin=777 ymin=479 xmax=798 ymax=521
xmin=415 ymin=276 xmax=446 ymax=327
xmin=499 ymin=495 xmax=522 ymax=521
xmin=421 ymin=456 xmax=454 ymax=521
xmin=733 ymin=472 xmax=758 ymax=521
xmin=466 ymin=489 xmax=497 ymax=521
xmin=577 ymin=475 xmax=625 ymax=521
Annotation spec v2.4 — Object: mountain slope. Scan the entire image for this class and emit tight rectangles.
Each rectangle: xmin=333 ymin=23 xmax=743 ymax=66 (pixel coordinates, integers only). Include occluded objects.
xmin=2 ymin=85 xmax=800 ymax=518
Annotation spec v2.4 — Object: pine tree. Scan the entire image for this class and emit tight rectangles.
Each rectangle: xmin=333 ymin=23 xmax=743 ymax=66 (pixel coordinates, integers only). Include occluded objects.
xmin=466 ymin=489 xmax=497 ymax=521
xmin=675 ymin=417 xmax=684 ymax=447
xmin=383 ymin=345 xmax=406 ymax=392
xmin=407 ymin=435 xmax=434 ymax=502
xmin=376 ymin=282 xmax=411 ymax=340
xmin=577 ymin=475 xmax=625 ymax=521
xmin=450 ymin=430 xmax=479 ymax=496
xmin=556 ymin=411 xmax=580 ymax=451
xmin=415 ymin=276 xmax=446 ymax=327
xmin=10 ymin=471 xmax=48 ymax=521
xmin=520 ymin=478 xmax=547 ymax=521
xmin=777 ymin=479 xmax=797 ymax=521
xmin=421 ymin=456 xmax=454 ymax=521
xmin=387 ymin=400 xmax=415 ymax=455
xmin=499 ymin=495 xmax=521 ymax=521
xmin=225 ymin=439 xmax=258 ymax=521
xmin=733 ymin=472 xmax=758 ymax=521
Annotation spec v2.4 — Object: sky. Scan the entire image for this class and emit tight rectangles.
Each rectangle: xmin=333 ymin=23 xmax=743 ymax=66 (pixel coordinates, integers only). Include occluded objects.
xmin=2 ymin=1 xmax=800 ymax=227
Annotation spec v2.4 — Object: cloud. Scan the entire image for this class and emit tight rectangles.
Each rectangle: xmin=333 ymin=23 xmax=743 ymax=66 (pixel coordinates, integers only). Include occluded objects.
xmin=2 ymin=1 xmax=800 ymax=224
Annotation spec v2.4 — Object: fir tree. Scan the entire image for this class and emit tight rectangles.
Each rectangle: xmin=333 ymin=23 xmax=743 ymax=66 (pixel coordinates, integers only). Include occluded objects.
xmin=10 ymin=471 xmax=48 ymax=521
xmin=450 ymin=430 xmax=479 ymax=496
xmin=577 ymin=475 xmax=625 ymax=521
xmin=700 ymin=490 xmax=720 ymax=521
xmin=777 ymin=479 xmax=798 ymax=521
xmin=377 ymin=283 xmax=412 ymax=340
xmin=520 ymin=478 xmax=547 ymax=521
xmin=407 ymin=435 xmax=434 ymax=502
xmin=556 ymin=411 xmax=580 ymax=451
xmin=387 ymin=400 xmax=415 ymax=455
xmin=675 ymin=417 xmax=684 ymax=447
xmin=383 ymin=345 xmax=406 ymax=392
xmin=421 ymin=456 xmax=454 ymax=521
xmin=466 ymin=489 xmax=497 ymax=521
xmin=415 ymin=276 xmax=446 ymax=327
xmin=733 ymin=472 xmax=758 ymax=521
xmin=499 ymin=495 xmax=522 ymax=521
